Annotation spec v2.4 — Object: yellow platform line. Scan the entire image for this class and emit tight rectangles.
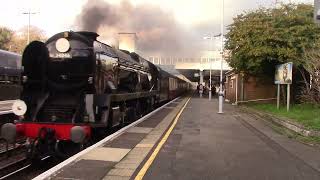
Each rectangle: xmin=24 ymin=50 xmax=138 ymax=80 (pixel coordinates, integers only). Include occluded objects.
xmin=134 ymin=97 xmax=191 ymax=180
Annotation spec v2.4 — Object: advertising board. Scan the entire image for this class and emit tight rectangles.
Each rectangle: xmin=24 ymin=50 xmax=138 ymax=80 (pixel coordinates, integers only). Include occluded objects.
xmin=275 ymin=62 xmax=293 ymax=84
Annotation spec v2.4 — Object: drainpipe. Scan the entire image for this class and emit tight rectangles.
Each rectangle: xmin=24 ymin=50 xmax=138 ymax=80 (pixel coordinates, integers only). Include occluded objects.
xmin=235 ymin=74 xmax=238 ymax=105
xmin=240 ymin=72 xmax=244 ymax=101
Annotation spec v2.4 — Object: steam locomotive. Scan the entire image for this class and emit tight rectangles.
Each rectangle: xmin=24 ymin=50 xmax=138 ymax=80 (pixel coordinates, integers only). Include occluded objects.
xmin=1 ymin=31 xmax=189 ymax=158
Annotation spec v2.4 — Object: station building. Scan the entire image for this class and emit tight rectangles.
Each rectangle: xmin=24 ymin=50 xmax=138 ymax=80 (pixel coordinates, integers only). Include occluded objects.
xmin=225 ymin=71 xmax=277 ymax=104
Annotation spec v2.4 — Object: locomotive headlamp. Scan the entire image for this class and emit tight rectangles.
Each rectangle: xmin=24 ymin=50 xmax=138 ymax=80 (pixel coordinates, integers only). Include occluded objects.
xmin=56 ymin=38 xmax=70 ymax=53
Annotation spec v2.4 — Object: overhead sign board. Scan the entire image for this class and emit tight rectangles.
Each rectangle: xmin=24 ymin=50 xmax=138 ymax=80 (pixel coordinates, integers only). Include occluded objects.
xmin=275 ymin=62 xmax=293 ymax=84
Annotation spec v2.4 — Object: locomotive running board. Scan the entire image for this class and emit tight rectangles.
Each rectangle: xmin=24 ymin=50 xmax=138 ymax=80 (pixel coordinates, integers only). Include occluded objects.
xmin=110 ymin=90 xmax=158 ymax=102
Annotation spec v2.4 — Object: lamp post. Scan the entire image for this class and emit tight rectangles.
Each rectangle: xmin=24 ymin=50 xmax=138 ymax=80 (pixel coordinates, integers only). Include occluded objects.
xmin=203 ymin=33 xmax=221 ymax=101
xmin=22 ymin=9 xmax=38 ymax=44
xmin=203 ymin=36 xmax=212 ymax=100
xmin=218 ymin=0 xmax=224 ymax=114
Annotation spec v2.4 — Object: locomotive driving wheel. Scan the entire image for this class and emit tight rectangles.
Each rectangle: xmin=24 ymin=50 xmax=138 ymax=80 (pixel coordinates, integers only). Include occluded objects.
xmin=54 ymin=140 xmax=91 ymax=159
xmin=134 ymin=100 xmax=142 ymax=119
xmin=26 ymin=127 xmax=56 ymax=162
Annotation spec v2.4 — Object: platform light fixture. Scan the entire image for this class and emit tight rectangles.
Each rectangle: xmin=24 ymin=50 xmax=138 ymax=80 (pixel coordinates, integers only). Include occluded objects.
xmin=203 ymin=34 xmax=219 ymax=101
xmin=22 ymin=9 xmax=38 ymax=44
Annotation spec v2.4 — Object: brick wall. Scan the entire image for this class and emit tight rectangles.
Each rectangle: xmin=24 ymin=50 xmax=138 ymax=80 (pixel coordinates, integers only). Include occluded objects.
xmin=225 ymin=73 xmax=238 ymax=102
xmin=225 ymin=72 xmax=276 ymax=103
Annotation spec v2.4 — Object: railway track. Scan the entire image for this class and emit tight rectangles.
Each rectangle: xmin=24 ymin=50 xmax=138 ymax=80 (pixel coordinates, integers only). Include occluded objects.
xmin=0 ymin=156 xmax=54 ymax=180
xmin=0 ymin=126 xmax=121 ymax=179
xmin=0 ymin=138 xmax=27 ymax=178
xmin=0 ymin=128 xmax=123 ymax=179
xmin=0 ymin=139 xmax=26 ymax=154
xmin=0 ymin=157 xmax=28 ymax=179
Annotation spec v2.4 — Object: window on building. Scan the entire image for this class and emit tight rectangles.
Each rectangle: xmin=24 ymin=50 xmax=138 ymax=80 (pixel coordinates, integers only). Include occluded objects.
xmin=230 ymin=79 xmax=234 ymax=88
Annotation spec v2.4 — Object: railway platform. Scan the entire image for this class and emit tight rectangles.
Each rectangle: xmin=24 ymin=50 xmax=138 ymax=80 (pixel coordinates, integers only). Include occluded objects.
xmin=34 ymin=95 xmax=320 ymax=180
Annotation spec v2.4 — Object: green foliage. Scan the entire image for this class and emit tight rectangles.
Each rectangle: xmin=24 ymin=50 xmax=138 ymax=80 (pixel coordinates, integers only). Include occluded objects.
xmin=248 ymin=103 xmax=320 ymax=130
xmin=8 ymin=26 xmax=47 ymax=54
xmin=0 ymin=27 xmax=13 ymax=50
xmin=225 ymin=4 xmax=320 ymax=76
xmin=301 ymin=42 xmax=320 ymax=104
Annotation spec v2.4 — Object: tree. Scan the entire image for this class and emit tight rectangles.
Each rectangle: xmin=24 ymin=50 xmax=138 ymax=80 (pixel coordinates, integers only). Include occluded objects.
xmin=300 ymin=46 xmax=320 ymax=104
xmin=8 ymin=26 xmax=47 ymax=54
xmin=225 ymin=4 xmax=320 ymax=76
xmin=0 ymin=27 xmax=13 ymax=50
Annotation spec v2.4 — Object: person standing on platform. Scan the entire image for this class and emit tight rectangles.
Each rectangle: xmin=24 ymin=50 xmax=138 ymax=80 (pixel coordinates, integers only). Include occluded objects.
xmin=199 ymin=83 xmax=203 ymax=98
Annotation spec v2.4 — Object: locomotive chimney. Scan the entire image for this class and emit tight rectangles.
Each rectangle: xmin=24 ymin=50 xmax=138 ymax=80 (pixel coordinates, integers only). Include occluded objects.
xmin=118 ymin=33 xmax=137 ymax=53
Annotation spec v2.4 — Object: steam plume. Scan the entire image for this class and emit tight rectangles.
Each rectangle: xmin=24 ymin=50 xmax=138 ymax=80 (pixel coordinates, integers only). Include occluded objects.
xmin=75 ymin=0 xmax=198 ymax=57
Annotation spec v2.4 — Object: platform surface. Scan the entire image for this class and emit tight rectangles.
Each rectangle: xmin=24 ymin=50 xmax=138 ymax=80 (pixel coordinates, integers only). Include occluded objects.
xmin=142 ymin=96 xmax=320 ymax=180
xmin=37 ymin=96 xmax=320 ymax=180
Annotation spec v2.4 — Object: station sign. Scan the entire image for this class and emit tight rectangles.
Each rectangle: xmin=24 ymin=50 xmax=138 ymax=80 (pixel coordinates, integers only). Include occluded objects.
xmin=274 ymin=62 xmax=293 ymax=84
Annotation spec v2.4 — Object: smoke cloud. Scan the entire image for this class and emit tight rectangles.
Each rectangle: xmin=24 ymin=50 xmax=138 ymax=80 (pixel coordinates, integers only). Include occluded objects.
xmin=75 ymin=0 xmax=201 ymax=57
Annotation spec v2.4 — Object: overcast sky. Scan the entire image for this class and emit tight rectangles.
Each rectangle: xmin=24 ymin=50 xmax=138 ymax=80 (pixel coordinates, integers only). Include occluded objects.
xmin=0 ymin=0 xmax=314 ymax=56
xmin=0 ymin=0 xmax=312 ymax=35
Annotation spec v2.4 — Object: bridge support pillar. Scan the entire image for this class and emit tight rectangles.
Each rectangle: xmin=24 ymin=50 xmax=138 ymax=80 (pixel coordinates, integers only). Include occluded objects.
xmin=200 ymin=70 xmax=204 ymax=85
xmin=199 ymin=70 xmax=204 ymax=98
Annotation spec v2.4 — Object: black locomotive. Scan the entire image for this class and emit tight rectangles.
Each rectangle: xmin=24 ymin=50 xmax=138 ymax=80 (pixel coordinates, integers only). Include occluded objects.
xmin=1 ymin=31 xmax=189 ymax=158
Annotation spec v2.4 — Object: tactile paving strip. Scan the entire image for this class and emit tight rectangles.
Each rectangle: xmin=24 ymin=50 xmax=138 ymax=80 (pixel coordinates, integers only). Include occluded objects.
xmin=137 ymin=108 xmax=172 ymax=128
xmin=52 ymin=160 xmax=116 ymax=180
xmin=82 ymin=147 xmax=130 ymax=162
xmin=104 ymin=132 xmax=147 ymax=149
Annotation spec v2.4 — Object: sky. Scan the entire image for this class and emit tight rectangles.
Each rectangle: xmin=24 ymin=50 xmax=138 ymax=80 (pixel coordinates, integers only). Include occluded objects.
xmin=0 ymin=0 xmax=313 ymax=36
xmin=0 ymin=0 xmax=314 ymax=56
